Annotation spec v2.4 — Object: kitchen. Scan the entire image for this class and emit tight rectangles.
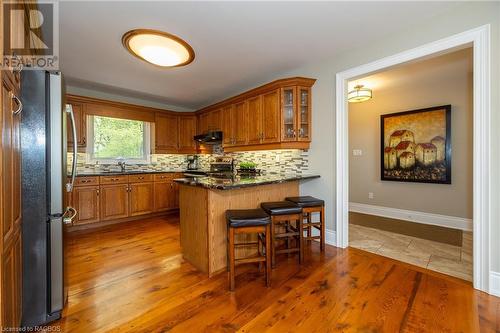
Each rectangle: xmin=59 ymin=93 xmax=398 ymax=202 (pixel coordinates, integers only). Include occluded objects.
xmin=2 ymin=1 xmax=500 ymax=332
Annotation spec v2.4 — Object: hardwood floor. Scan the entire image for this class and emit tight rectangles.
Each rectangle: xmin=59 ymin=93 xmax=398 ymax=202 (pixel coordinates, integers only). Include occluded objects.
xmin=49 ymin=216 xmax=500 ymax=332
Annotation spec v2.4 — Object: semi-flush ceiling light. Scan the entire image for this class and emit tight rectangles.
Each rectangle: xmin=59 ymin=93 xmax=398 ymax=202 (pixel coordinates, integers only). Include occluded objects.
xmin=122 ymin=29 xmax=195 ymax=67
xmin=348 ymin=84 xmax=372 ymax=103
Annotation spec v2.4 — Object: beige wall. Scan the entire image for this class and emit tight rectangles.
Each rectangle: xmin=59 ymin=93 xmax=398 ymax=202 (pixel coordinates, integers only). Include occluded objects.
xmin=274 ymin=2 xmax=499 ymax=270
xmin=348 ymin=49 xmax=473 ymax=218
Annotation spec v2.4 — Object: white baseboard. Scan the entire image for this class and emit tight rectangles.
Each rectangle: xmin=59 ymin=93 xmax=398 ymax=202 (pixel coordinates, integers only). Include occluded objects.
xmin=325 ymin=229 xmax=336 ymax=247
xmin=490 ymin=272 xmax=500 ymax=297
xmin=349 ymin=202 xmax=472 ymax=231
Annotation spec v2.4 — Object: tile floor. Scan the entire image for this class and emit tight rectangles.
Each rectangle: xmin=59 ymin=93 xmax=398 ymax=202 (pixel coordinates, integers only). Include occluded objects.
xmin=349 ymin=223 xmax=473 ymax=281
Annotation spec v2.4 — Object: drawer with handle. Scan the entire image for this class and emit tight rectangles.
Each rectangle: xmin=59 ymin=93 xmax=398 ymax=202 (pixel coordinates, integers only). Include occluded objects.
xmin=100 ymin=175 xmax=129 ymax=185
xmin=154 ymin=173 xmax=176 ymax=182
xmin=129 ymin=174 xmax=153 ymax=183
xmin=74 ymin=176 xmax=99 ymax=187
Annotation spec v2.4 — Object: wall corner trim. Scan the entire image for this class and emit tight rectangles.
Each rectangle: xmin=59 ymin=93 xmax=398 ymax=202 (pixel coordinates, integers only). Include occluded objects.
xmin=490 ymin=272 xmax=500 ymax=297
xmin=349 ymin=202 xmax=472 ymax=231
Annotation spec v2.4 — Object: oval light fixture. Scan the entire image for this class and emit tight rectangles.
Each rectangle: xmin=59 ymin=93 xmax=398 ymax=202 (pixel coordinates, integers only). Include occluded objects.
xmin=348 ymin=84 xmax=372 ymax=103
xmin=122 ymin=29 xmax=195 ymax=68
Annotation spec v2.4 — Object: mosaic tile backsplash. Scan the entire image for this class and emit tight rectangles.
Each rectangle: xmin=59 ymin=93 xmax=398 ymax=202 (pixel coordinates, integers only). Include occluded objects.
xmin=69 ymin=147 xmax=309 ymax=175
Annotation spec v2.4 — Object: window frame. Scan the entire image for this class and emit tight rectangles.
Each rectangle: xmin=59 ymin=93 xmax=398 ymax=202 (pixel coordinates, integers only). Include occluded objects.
xmin=86 ymin=115 xmax=151 ymax=165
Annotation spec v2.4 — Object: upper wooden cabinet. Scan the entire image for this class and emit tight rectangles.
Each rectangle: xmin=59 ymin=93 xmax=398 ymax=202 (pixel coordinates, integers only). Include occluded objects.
xmin=155 ymin=113 xmax=179 ymax=152
xmin=178 ymin=115 xmax=197 ymax=153
xmin=66 ymin=98 xmax=87 ymax=149
xmin=196 ymin=77 xmax=315 ymax=152
xmin=156 ymin=113 xmax=197 ymax=154
xmin=197 ymin=109 xmax=222 ymax=135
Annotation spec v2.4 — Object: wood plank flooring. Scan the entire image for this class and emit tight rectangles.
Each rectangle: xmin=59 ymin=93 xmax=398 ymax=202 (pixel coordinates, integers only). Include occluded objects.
xmin=49 ymin=216 xmax=500 ymax=332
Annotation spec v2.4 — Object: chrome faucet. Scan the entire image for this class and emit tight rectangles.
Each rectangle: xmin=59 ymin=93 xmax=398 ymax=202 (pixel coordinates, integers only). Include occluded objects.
xmin=118 ymin=161 xmax=126 ymax=172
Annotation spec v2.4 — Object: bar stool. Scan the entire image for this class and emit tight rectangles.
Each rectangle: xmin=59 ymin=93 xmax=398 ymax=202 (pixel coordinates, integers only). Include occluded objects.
xmin=226 ymin=208 xmax=271 ymax=291
xmin=260 ymin=201 xmax=303 ymax=268
xmin=286 ymin=196 xmax=325 ymax=251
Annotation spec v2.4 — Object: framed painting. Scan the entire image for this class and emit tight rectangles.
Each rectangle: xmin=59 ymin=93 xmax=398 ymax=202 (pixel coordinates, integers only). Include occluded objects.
xmin=380 ymin=105 xmax=451 ymax=184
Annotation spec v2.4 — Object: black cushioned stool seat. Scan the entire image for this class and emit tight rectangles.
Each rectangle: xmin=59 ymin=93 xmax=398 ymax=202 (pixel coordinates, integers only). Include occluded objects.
xmin=260 ymin=201 xmax=303 ymax=268
xmin=226 ymin=208 xmax=271 ymax=291
xmin=285 ymin=196 xmax=325 ymax=208
xmin=286 ymin=196 xmax=326 ymax=253
xmin=261 ymin=201 xmax=303 ymax=215
xmin=226 ymin=209 xmax=271 ymax=228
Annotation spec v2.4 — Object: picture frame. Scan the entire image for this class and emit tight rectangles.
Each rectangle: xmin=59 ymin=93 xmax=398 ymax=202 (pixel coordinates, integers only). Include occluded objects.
xmin=380 ymin=105 xmax=451 ymax=184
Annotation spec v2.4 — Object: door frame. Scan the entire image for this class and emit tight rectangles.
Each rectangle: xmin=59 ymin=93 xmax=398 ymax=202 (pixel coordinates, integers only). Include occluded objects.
xmin=335 ymin=25 xmax=491 ymax=292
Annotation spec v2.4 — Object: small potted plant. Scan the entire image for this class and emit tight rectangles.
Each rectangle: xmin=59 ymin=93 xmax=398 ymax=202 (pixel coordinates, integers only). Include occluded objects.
xmin=238 ymin=161 xmax=259 ymax=174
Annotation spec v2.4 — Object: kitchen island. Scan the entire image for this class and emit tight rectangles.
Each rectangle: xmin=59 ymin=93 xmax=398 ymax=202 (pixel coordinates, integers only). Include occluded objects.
xmin=174 ymin=174 xmax=320 ymax=276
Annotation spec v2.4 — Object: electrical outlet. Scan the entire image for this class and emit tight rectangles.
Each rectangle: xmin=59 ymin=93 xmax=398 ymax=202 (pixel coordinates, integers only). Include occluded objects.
xmin=368 ymin=192 xmax=374 ymax=199
xmin=275 ymin=154 xmax=281 ymax=162
xmin=353 ymin=149 xmax=363 ymax=156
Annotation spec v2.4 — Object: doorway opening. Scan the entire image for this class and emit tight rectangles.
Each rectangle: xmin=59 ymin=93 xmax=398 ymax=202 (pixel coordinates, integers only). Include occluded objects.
xmin=335 ymin=25 xmax=491 ymax=292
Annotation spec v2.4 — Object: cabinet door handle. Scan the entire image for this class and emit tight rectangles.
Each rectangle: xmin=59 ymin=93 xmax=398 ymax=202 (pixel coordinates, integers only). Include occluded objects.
xmin=138 ymin=176 xmax=144 ymax=180
xmin=96 ymin=189 xmax=99 ymax=195
xmin=11 ymin=93 xmax=22 ymax=115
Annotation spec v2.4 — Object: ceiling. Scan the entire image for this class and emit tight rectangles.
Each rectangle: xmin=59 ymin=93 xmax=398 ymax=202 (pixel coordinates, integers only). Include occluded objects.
xmin=350 ymin=47 xmax=473 ymax=92
xmin=60 ymin=1 xmax=462 ymax=111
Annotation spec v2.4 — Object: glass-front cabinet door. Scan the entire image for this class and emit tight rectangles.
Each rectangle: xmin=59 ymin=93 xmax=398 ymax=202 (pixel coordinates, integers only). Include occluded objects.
xmin=281 ymin=87 xmax=297 ymax=141
xmin=297 ymin=87 xmax=311 ymax=141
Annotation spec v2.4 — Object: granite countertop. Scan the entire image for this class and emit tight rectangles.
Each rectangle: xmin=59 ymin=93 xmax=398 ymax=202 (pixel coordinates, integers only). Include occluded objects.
xmin=174 ymin=174 xmax=320 ymax=190
xmin=72 ymin=169 xmax=189 ymax=177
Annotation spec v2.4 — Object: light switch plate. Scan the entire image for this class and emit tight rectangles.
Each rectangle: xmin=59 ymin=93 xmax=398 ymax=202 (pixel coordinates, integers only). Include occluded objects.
xmin=353 ymin=149 xmax=363 ymax=156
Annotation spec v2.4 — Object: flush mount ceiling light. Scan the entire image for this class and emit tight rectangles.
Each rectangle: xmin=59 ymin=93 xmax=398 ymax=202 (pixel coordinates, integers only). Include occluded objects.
xmin=122 ymin=29 xmax=195 ymax=68
xmin=348 ymin=84 xmax=372 ymax=103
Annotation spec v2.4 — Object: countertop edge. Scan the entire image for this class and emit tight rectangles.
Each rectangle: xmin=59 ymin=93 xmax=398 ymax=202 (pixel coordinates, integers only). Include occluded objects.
xmin=175 ymin=174 xmax=320 ymax=190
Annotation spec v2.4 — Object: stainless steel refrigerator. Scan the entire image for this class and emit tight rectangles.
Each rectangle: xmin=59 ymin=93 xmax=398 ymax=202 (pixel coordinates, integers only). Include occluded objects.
xmin=20 ymin=71 xmax=77 ymax=326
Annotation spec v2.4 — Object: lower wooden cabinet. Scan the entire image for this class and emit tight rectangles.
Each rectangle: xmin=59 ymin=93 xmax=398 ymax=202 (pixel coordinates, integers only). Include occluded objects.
xmin=129 ymin=182 xmax=154 ymax=216
xmin=69 ymin=173 xmax=182 ymax=227
xmin=100 ymin=184 xmax=129 ymax=221
xmin=72 ymin=186 xmax=100 ymax=225
xmin=2 ymin=230 xmax=22 ymax=328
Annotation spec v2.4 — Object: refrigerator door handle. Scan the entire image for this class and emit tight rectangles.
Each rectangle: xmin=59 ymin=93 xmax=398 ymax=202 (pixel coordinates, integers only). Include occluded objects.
xmin=66 ymin=104 xmax=77 ymax=192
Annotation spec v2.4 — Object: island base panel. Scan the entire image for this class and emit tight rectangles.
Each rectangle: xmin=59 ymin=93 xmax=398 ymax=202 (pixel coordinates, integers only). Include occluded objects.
xmin=179 ymin=181 xmax=299 ymax=276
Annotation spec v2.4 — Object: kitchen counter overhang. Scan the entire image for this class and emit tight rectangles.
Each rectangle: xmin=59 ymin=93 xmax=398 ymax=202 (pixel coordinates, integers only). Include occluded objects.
xmin=174 ymin=173 xmax=320 ymax=190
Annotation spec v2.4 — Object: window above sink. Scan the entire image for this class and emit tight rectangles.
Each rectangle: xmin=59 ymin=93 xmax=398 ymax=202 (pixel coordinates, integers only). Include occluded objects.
xmin=86 ymin=115 xmax=151 ymax=165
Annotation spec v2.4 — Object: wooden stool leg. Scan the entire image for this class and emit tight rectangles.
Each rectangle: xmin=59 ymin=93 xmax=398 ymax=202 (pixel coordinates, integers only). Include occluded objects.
xmin=228 ymin=227 xmax=235 ymax=291
xmin=320 ymin=206 xmax=325 ymax=252
xmin=265 ymin=224 xmax=271 ymax=287
xmin=271 ymin=217 xmax=276 ymax=268
xmin=298 ymin=214 xmax=304 ymax=264
xmin=306 ymin=213 xmax=311 ymax=238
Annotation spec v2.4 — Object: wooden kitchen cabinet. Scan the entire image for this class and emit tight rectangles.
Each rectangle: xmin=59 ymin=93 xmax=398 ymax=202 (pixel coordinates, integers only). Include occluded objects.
xmin=154 ymin=181 xmax=175 ymax=212
xmin=198 ymin=109 xmax=222 ymax=135
xmin=1 ymin=74 xmax=22 ymax=329
xmin=129 ymin=182 xmax=154 ymax=216
xmin=66 ymin=99 xmax=86 ymax=149
xmin=198 ymin=77 xmax=315 ymax=152
xmin=221 ymin=105 xmax=233 ymax=146
xmin=207 ymin=109 xmax=222 ymax=131
xmin=261 ymin=89 xmax=281 ymax=143
xmin=68 ymin=173 xmax=181 ymax=228
xmin=155 ymin=113 xmax=179 ymax=152
xmin=280 ymin=86 xmax=311 ymax=142
xmin=178 ymin=115 xmax=197 ymax=153
xmin=99 ymin=184 xmax=129 ymax=221
xmin=153 ymin=173 xmax=180 ymax=212
xmin=71 ymin=186 xmax=100 ymax=225
xmin=246 ymin=96 xmax=262 ymax=145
